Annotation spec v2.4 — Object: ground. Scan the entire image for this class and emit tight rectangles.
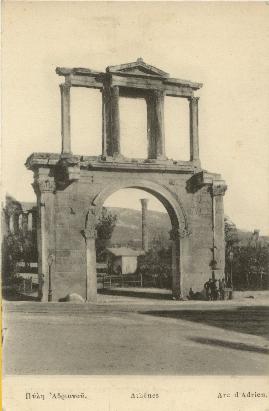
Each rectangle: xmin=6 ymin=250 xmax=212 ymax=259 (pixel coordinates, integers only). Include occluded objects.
xmin=2 ymin=289 xmax=269 ymax=375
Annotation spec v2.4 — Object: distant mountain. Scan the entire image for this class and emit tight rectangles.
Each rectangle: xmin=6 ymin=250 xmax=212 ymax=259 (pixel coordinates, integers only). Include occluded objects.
xmin=4 ymin=194 xmax=268 ymax=248
xmin=107 ymin=207 xmax=171 ymax=248
xmin=107 ymin=207 xmax=269 ymax=248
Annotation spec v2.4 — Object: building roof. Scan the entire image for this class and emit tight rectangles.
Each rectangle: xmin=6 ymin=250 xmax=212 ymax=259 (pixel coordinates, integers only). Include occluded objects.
xmin=106 ymin=58 xmax=169 ymax=78
xmin=106 ymin=247 xmax=145 ymax=257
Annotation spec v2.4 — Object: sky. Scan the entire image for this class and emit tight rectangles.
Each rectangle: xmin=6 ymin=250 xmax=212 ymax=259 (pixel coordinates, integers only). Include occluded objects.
xmin=2 ymin=2 xmax=269 ymax=234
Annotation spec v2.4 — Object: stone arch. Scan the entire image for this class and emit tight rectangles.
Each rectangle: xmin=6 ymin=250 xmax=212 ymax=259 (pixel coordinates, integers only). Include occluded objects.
xmin=91 ymin=178 xmax=189 ymax=237
xmin=88 ymin=178 xmax=189 ymax=300
xmin=25 ymin=60 xmax=228 ymax=303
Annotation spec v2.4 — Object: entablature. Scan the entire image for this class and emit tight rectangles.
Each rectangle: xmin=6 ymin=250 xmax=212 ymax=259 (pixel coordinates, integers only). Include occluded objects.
xmin=56 ymin=58 xmax=202 ymax=96
xmin=25 ymin=152 xmax=200 ymax=175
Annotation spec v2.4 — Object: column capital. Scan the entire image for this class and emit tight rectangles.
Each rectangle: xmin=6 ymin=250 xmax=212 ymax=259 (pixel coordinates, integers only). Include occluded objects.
xmin=188 ymin=96 xmax=200 ymax=103
xmin=83 ymin=206 xmax=97 ymax=240
xmin=170 ymin=227 xmax=190 ymax=240
xmin=82 ymin=227 xmax=97 ymax=240
xmin=153 ymin=89 xmax=165 ymax=97
xmin=140 ymin=198 xmax=149 ymax=207
xmin=110 ymin=85 xmax=120 ymax=96
xmin=59 ymin=83 xmax=71 ymax=91
xmin=211 ymin=183 xmax=227 ymax=197
xmin=32 ymin=170 xmax=56 ymax=196
xmin=32 ymin=179 xmax=56 ymax=196
xmin=148 ymin=89 xmax=165 ymax=102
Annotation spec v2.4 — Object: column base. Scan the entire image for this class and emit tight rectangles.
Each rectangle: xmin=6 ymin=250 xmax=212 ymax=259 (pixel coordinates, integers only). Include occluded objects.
xmin=172 ymin=295 xmax=185 ymax=301
xmin=85 ymin=295 xmax=97 ymax=303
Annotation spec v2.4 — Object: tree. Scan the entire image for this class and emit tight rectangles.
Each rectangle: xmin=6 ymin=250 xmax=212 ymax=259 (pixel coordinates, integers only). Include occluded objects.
xmin=224 ymin=216 xmax=269 ymax=290
xmin=138 ymin=234 xmax=172 ymax=289
xmin=1 ymin=227 xmax=38 ymax=290
xmin=224 ymin=216 xmax=239 ymax=250
xmin=95 ymin=207 xmax=117 ymax=259
xmin=237 ymin=242 xmax=269 ymax=290
xmin=224 ymin=216 xmax=239 ymax=287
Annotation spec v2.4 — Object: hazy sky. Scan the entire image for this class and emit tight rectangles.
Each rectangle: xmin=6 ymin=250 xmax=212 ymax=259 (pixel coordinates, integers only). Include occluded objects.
xmin=2 ymin=2 xmax=269 ymax=234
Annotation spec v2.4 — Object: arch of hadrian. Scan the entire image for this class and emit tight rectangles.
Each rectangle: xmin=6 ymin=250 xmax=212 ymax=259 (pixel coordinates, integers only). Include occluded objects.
xmin=26 ymin=58 xmax=227 ymax=302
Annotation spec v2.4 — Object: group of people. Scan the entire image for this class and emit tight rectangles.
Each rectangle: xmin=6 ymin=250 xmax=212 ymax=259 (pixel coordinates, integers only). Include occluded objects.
xmin=188 ymin=277 xmax=228 ymax=301
xmin=204 ymin=278 xmax=227 ymax=301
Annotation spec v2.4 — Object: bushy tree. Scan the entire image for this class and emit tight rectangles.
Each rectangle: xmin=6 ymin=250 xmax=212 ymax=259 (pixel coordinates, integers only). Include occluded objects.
xmin=2 ymin=197 xmax=34 ymax=283
xmin=235 ymin=243 xmax=269 ymax=290
xmin=2 ymin=228 xmax=38 ymax=285
xmin=224 ymin=216 xmax=239 ymax=250
xmin=95 ymin=207 xmax=117 ymax=259
xmin=224 ymin=216 xmax=269 ymax=290
xmin=224 ymin=216 xmax=239 ymax=287
xmin=138 ymin=234 xmax=172 ymax=289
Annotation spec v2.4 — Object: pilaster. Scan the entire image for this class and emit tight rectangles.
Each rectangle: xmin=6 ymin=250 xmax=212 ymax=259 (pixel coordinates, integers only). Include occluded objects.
xmin=32 ymin=168 xmax=56 ymax=301
xmin=83 ymin=206 xmax=97 ymax=302
xmin=210 ymin=182 xmax=227 ymax=279
xmin=170 ymin=228 xmax=183 ymax=300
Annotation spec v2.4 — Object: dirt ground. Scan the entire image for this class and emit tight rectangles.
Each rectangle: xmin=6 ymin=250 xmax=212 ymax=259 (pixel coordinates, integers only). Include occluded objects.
xmin=2 ymin=290 xmax=269 ymax=375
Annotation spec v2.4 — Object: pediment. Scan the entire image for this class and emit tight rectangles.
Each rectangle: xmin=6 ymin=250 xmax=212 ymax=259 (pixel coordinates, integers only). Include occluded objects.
xmin=106 ymin=58 xmax=169 ymax=78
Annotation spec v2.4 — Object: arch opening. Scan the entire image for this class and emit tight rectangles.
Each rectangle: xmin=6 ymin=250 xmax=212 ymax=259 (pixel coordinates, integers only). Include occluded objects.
xmin=92 ymin=180 xmax=187 ymax=235
xmin=92 ymin=182 xmax=187 ymax=300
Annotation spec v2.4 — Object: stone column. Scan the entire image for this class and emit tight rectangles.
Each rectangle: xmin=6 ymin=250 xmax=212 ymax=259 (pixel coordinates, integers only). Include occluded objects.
xmin=18 ymin=214 xmax=23 ymax=230
xmin=110 ymin=86 xmax=121 ymax=157
xmin=140 ymin=198 xmax=149 ymax=252
xmin=9 ymin=215 xmax=14 ymax=233
xmin=147 ymin=90 xmax=166 ymax=160
xmin=60 ymin=83 xmax=71 ymax=154
xmin=28 ymin=213 xmax=33 ymax=231
xmin=32 ymin=168 xmax=56 ymax=301
xmin=83 ymin=206 xmax=97 ymax=302
xmin=189 ymin=96 xmax=200 ymax=163
xmin=32 ymin=210 xmax=37 ymax=231
xmin=13 ymin=214 xmax=19 ymax=233
xmin=22 ymin=213 xmax=28 ymax=233
xmin=101 ymin=88 xmax=108 ymax=158
xmin=154 ymin=90 xmax=166 ymax=159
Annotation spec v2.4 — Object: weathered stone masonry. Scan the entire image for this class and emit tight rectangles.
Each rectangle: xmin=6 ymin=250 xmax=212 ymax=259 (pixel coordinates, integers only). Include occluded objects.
xmin=26 ymin=58 xmax=227 ymax=301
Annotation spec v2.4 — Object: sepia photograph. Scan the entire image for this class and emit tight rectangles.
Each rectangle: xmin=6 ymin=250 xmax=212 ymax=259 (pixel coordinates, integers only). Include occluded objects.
xmin=1 ymin=1 xmax=269 ymax=410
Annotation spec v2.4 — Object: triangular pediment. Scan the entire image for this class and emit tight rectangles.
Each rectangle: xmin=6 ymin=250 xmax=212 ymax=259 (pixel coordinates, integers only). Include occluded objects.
xmin=106 ymin=58 xmax=169 ymax=78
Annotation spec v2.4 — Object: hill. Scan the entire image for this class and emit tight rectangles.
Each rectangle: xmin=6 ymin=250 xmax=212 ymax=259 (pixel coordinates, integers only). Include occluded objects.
xmin=107 ymin=207 xmax=171 ymax=248
xmin=107 ymin=207 xmax=269 ymax=249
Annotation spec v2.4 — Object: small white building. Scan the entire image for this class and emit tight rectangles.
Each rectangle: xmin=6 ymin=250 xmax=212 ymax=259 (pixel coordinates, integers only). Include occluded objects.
xmin=105 ymin=247 xmax=145 ymax=275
